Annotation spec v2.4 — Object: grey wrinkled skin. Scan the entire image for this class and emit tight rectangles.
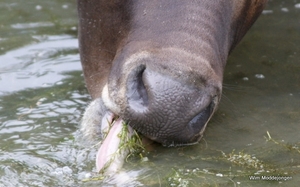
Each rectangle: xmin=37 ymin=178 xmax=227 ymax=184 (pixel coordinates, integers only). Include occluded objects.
xmin=78 ymin=0 xmax=268 ymax=146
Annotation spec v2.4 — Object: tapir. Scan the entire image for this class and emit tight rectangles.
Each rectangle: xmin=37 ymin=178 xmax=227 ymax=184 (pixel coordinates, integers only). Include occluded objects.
xmin=77 ymin=0 xmax=268 ymax=147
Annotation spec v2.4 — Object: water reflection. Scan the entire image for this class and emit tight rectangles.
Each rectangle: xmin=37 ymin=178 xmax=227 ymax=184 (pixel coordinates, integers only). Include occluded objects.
xmin=0 ymin=35 xmax=80 ymax=93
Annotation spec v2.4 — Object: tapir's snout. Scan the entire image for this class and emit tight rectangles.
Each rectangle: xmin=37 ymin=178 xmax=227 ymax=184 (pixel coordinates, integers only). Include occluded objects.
xmin=102 ymin=49 xmax=221 ymax=146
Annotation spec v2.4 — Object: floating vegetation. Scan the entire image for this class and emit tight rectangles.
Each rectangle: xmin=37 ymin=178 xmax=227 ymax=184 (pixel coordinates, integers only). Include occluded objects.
xmin=265 ymin=131 xmax=300 ymax=154
xmin=167 ymin=168 xmax=193 ymax=187
xmin=221 ymin=150 xmax=265 ymax=169
xmin=201 ymin=149 xmax=265 ymax=171
xmin=165 ymin=131 xmax=299 ymax=186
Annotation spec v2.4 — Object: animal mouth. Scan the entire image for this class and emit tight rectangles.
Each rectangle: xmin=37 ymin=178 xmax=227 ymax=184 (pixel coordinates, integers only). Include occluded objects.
xmin=99 ymin=107 xmax=216 ymax=151
xmin=103 ymin=105 xmax=215 ymax=147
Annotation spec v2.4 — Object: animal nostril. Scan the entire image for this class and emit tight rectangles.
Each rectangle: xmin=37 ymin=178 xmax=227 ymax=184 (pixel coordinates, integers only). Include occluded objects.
xmin=188 ymin=101 xmax=213 ymax=134
xmin=127 ymin=65 xmax=149 ymax=112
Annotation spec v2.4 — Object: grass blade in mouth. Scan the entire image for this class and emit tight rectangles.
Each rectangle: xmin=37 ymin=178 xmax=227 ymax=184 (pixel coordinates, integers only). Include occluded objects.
xmin=95 ymin=118 xmax=145 ymax=177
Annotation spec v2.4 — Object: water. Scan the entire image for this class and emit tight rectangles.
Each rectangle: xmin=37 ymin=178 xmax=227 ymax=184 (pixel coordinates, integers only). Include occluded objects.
xmin=0 ymin=0 xmax=299 ymax=186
